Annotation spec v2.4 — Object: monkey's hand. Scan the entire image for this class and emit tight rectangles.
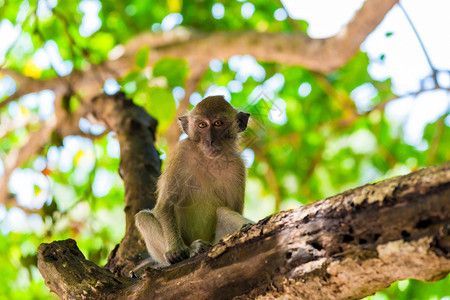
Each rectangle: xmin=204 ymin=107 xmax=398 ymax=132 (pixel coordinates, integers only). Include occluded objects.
xmin=164 ymin=245 xmax=190 ymax=264
xmin=190 ymin=239 xmax=212 ymax=257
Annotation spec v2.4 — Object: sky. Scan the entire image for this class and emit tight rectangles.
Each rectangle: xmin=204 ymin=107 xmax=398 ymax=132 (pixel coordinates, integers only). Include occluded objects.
xmin=282 ymin=0 xmax=450 ymax=147
xmin=0 ymin=0 xmax=449 ymax=230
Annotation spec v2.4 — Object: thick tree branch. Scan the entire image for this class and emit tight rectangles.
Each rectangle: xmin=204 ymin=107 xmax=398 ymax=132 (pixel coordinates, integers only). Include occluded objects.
xmin=38 ymin=162 xmax=450 ymax=299
xmin=37 ymin=239 xmax=135 ymax=299
xmin=1 ymin=0 xmax=397 ymax=104
xmin=140 ymin=0 xmax=398 ymax=72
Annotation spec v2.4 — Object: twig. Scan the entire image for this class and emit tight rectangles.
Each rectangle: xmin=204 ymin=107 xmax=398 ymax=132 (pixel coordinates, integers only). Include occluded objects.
xmin=50 ymin=5 xmax=95 ymax=63
xmin=398 ymin=2 xmax=439 ymax=87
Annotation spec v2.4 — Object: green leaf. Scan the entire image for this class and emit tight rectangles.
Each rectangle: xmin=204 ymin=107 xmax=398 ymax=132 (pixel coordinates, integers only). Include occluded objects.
xmin=146 ymin=87 xmax=176 ymax=132
xmin=89 ymin=32 xmax=116 ymax=59
xmin=134 ymin=45 xmax=150 ymax=69
xmin=153 ymin=57 xmax=188 ymax=86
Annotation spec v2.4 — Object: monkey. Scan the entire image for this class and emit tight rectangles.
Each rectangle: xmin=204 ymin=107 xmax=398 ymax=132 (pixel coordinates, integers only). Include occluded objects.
xmin=135 ymin=95 xmax=253 ymax=266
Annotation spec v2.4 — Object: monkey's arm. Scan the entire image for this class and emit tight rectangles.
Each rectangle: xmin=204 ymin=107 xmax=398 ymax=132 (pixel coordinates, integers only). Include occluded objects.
xmin=229 ymin=156 xmax=247 ymax=214
xmin=154 ymin=200 xmax=190 ymax=264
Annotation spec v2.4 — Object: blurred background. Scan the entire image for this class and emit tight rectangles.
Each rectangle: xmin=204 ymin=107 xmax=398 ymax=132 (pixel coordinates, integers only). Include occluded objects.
xmin=0 ymin=0 xmax=449 ymax=299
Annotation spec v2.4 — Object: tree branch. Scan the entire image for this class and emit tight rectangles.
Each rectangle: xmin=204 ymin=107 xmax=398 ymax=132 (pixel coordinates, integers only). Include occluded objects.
xmin=38 ymin=162 xmax=450 ymax=299
xmin=0 ymin=90 xmax=97 ymax=204
xmin=0 ymin=69 xmax=59 ymax=109
xmin=0 ymin=118 xmax=56 ymax=204
xmin=37 ymin=239 xmax=135 ymax=300
xmin=88 ymin=93 xmax=161 ymax=275
xmin=144 ymin=0 xmax=398 ymax=72
xmin=1 ymin=0 xmax=398 ymax=103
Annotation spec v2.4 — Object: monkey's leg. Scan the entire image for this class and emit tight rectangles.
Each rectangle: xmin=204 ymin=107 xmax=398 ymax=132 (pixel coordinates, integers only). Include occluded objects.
xmin=214 ymin=207 xmax=254 ymax=244
xmin=135 ymin=210 xmax=168 ymax=266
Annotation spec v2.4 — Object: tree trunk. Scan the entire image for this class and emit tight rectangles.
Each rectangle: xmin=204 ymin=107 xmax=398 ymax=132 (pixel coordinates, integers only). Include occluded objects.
xmin=88 ymin=93 xmax=161 ymax=275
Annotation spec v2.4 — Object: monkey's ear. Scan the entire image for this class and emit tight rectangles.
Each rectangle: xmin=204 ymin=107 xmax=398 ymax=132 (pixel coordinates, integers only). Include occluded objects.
xmin=236 ymin=112 xmax=250 ymax=132
xmin=178 ymin=116 xmax=189 ymax=134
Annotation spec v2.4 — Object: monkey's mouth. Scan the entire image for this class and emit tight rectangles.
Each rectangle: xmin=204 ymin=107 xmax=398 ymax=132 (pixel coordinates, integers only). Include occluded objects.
xmin=203 ymin=147 xmax=221 ymax=158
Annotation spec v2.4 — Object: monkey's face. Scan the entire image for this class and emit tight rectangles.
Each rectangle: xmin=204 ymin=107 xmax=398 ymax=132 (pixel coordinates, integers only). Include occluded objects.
xmin=177 ymin=96 xmax=251 ymax=159
xmin=194 ymin=118 xmax=234 ymax=158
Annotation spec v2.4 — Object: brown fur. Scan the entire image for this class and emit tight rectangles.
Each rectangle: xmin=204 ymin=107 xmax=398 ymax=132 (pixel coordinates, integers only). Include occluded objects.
xmin=135 ymin=96 xmax=252 ymax=265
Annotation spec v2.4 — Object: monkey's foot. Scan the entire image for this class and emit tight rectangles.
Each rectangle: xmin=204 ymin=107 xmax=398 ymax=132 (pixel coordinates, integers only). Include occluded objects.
xmin=240 ymin=222 xmax=254 ymax=230
xmin=190 ymin=239 xmax=212 ymax=257
xmin=164 ymin=245 xmax=190 ymax=264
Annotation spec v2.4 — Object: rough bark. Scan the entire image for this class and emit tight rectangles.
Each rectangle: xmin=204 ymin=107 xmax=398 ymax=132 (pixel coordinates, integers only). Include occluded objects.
xmin=88 ymin=93 xmax=161 ymax=275
xmin=37 ymin=162 xmax=450 ymax=299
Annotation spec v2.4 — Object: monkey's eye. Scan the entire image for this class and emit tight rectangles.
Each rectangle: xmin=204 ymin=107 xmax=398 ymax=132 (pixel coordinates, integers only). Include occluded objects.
xmin=214 ymin=120 xmax=223 ymax=127
xmin=198 ymin=122 xmax=207 ymax=128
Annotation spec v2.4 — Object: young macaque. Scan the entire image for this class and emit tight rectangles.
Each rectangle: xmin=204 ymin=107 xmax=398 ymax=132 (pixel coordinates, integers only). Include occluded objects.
xmin=135 ymin=95 xmax=253 ymax=265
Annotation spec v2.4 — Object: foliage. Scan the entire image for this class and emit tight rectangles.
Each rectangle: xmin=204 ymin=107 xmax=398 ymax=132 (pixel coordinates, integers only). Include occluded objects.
xmin=0 ymin=0 xmax=448 ymax=299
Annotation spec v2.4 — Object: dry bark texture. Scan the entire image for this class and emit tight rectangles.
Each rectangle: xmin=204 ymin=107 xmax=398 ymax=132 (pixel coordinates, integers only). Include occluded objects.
xmin=37 ymin=161 xmax=450 ymax=299
xmin=88 ymin=93 xmax=161 ymax=275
